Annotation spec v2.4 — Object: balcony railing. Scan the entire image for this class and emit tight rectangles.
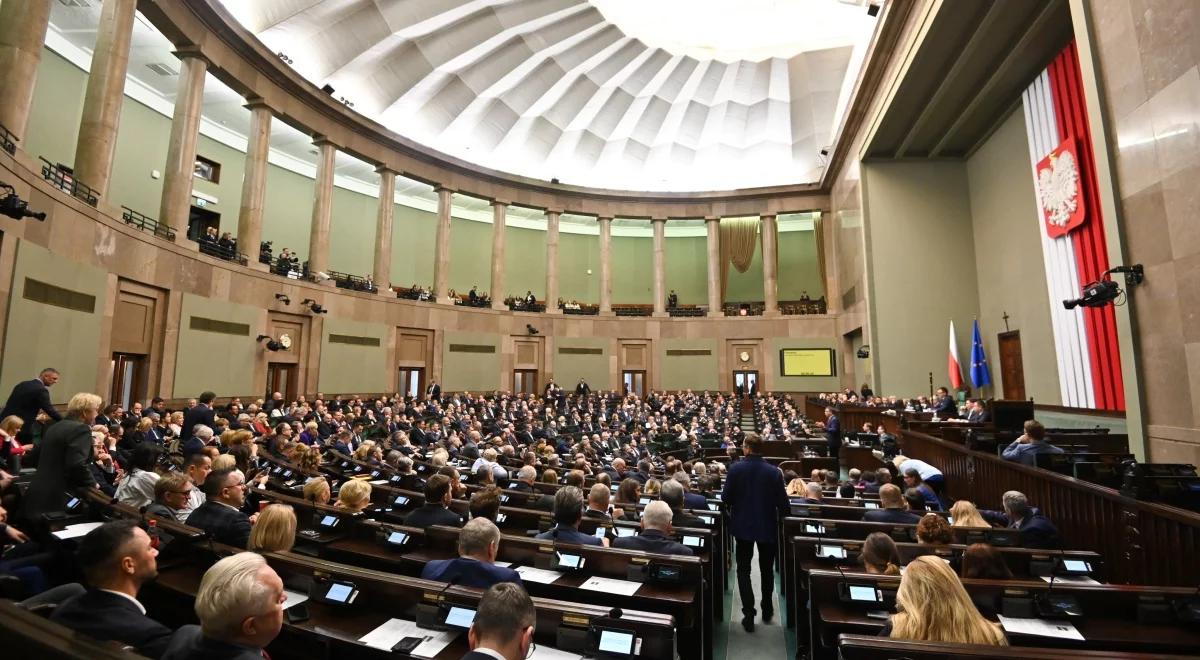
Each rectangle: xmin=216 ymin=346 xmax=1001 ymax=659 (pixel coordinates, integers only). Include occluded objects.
xmin=327 ymin=270 xmax=378 ymax=293
xmin=0 ymin=123 xmax=15 ymax=156
xmin=121 ymin=206 xmax=175 ymax=241
xmin=197 ymin=238 xmax=248 ymax=266
xmin=39 ymin=157 xmax=97 ymax=207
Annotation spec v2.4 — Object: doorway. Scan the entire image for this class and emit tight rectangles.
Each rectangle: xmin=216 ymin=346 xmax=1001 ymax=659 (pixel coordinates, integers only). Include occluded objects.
xmin=733 ymin=370 xmax=758 ymax=396
xmin=188 ymin=205 xmax=220 ymax=243
xmin=513 ymin=369 xmax=538 ymax=395
xmin=266 ymin=362 xmax=298 ymax=403
xmin=622 ymin=370 xmax=646 ymax=397
xmin=111 ymin=353 xmax=147 ymax=409
xmin=997 ymin=331 xmax=1025 ymax=400
xmin=398 ymin=367 xmax=425 ymax=399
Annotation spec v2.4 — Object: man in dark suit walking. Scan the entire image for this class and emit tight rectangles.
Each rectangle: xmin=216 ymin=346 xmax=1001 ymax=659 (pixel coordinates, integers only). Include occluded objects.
xmin=464 ymin=583 xmax=536 ymax=660
xmin=722 ymin=432 xmax=790 ymax=632
xmin=0 ymin=367 xmax=62 ymax=442
xmin=22 ymin=392 xmax=100 ymax=518
xmin=823 ymin=406 xmax=841 ymax=469
xmin=186 ymin=469 xmax=253 ymax=548
xmin=52 ymin=520 xmax=173 ymax=658
xmin=182 ymin=390 xmax=216 ymax=440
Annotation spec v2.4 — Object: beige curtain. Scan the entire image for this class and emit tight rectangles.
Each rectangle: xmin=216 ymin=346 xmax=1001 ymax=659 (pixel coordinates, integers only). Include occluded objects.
xmin=813 ymin=214 xmax=827 ymax=299
xmin=719 ymin=217 xmax=759 ymax=301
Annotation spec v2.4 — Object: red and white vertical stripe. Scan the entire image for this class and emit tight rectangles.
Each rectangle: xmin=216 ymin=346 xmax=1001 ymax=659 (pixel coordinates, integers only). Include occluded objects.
xmin=1020 ymin=42 xmax=1124 ymax=410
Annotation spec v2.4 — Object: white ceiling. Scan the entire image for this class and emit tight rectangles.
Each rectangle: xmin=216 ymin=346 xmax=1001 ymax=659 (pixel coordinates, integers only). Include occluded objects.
xmin=45 ymin=0 xmax=848 ymax=234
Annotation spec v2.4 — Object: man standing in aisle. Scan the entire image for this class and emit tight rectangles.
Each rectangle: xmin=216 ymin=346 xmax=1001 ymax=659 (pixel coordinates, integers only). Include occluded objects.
xmin=722 ymin=432 xmax=790 ymax=632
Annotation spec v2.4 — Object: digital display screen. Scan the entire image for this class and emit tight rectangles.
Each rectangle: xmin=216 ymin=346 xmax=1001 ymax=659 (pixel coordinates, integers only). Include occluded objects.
xmin=639 ymin=497 xmax=652 ymax=505
xmin=849 ymin=585 xmax=878 ymax=602
xmin=371 ymin=471 xmax=380 ymax=478
xmin=1063 ymin=559 xmax=1091 ymax=572
xmin=818 ymin=545 xmax=847 ymax=559
xmin=66 ymin=497 xmax=80 ymax=508
xmin=805 ymin=524 xmax=825 ymax=534
xmin=283 ymin=470 xmax=293 ymax=478
xmin=394 ymin=496 xmax=410 ymax=507
xmin=496 ymin=513 xmax=507 ymax=523
xmin=444 ymin=606 xmax=476 ymax=628
xmin=864 ymin=502 xmax=879 ymax=509
xmin=325 ymin=583 xmax=353 ymax=603
xmin=459 ymin=474 xmax=469 ymax=482
xmin=779 ymin=348 xmax=836 ymax=377
xmin=320 ymin=515 xmax=338 ymax=527
xmin=682 ymin=535 xmax=703 ymax=547
xmin=508 ymin=482 xmax=520 ymax=490
xmin=387 ymin=531 xmax=408 ymax=545
xmin=598 ymin=630 xmax=634 ymax=655
xmin=594 ymin=527 xmax=608 ymax=539
xmin=697 ymin=514 xmax=715 ymax=525
xmin=652 ymin=564 xmax=681 ymax=581
xmin=615 ymin=527 xmax=636 ymax=537
xmin=707 ymin=503 xmax=719 ymax=511
xmin=557 ymin=552 xmax=583 ymax=569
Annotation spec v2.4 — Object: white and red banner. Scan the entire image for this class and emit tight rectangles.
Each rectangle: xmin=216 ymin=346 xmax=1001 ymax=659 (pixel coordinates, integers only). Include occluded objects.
xmin=1021 ymin=42 xmax=1124 ymax=410
xmin=948 ymin=320 xmax=963 ymax=391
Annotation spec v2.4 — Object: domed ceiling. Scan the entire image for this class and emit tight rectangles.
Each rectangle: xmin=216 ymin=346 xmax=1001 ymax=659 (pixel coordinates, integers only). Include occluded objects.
xmin=215 ymin=0 xmax=879 ymax=192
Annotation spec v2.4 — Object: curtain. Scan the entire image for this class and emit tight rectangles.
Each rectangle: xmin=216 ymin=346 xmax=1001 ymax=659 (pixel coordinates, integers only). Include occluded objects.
xmin=813 ymin=214 xmax=827 ymax=299
xmin=719 ymin=217 xmax=759 ymax=301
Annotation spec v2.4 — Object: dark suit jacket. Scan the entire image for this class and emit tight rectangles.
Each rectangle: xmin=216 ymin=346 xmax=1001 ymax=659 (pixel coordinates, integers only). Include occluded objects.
xmin=181 ymin=405 xmax=216 ymax=439
xmin=863 ymin=508 xmax=923 ymax=524
xmin=52 ymin=589 xmax=174 ymax=659
xmin=0 ymin=378 xmax=61 ymax=441
xmin=536 ymin=524 xmax=603 ymax=546
xmin=185 ymin=501 xmax=252 ymax=548
xmin=22 ymin=419 xmax=96 ymax=517
xmin=612 ymin=529 xmax=693 ymax=556
xmin=933 ymin=395 xmax=957 ymax=418
xmin=404 ymin=504 xmax=463 ymax=528
xmin=420 ymin=557 xmax=522 ymax=589
xmin=161 ymin=625 xmax=263 ymax=660
xmin=672 ymin=510 xmax=707 ymax=529
xmin=584 ymin=508 xmax=612 ymax=522
xmin=721 ymin=455 xmax=790 ymax=543
xmin=462 ymin=651 xmax=504 ymax=660
xmin=982 ymin=509 xmax=1062 ymax=549
xmin=683 ymin=491 xmax=708 ymax=511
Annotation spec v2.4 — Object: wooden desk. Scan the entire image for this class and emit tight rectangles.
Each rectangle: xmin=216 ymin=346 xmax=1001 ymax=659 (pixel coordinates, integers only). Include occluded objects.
xmin=837 ymin=634 xmax=1200 ymax=660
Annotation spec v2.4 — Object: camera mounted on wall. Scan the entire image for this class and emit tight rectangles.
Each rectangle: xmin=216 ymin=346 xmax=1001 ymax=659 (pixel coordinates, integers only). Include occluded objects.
xmin=1063 ymin=265 xmax=1143 ymax=310
xmin=0 ymin=183 xmax=47 ymax=221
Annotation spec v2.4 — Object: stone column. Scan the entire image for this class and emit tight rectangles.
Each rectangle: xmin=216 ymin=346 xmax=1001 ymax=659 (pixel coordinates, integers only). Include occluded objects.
xmin=705 ymin=215 xmax=721 ymax=317
xmin=373 ymin=166 xmax=397 ymax=294
xmin=433 ymin=186 xmax=454 ymax=304
xmin=159 ymin=51 xmax=208 ymax=245
xmin=489 ymin=199 xmax=508 ymax=309
xmin=307 ymin=137 xmax=336 ymax=282
xmin=73 ymin=0 xmax=137 ymax=199
xmin=598 ymin=216 xmax=613 ymax=314
xmin=652 ymin=217 xmax=667 ymax=317
xmin=236 ymin=100 xmax=272 ymax=271
xmin=0 ymin=1 xmax=52 ymax=143
xmin=761 ymin=213 xmax=779 ymax=315
xmin=545 ymin=209 xmax=561 ymax=314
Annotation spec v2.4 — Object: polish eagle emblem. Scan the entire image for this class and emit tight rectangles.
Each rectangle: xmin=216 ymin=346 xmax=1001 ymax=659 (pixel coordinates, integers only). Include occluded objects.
xmin=1035 ymin=137 xmax=1086 ymax=238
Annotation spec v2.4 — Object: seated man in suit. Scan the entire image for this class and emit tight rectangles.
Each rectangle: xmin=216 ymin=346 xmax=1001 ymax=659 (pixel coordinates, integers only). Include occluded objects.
xmin=981 ymin=490 xmax=1062 ymax=549
xmin=1001 ymin=420 xmax=1063 ymax=467
xmin=403 ymin=474 xmax=464 ymax=528
xmin=421 ymin=518 xmax=522 ymax=589
xmin=535 ymin=486 xmax=605 ymax=546
xmin=863 ymin=484 xmax=922 ymax=524
xmin=185 ymin=468 xmax=253 ymax=548
xmin=965 ymin=398 xmax=991 ymax=424
xmin=932 ymin=387 xmax=958 ymax=418
xmin=52 ymin=520 xmax=173 ymax=658
xmin=674 ymin=472 xmax=708 ymax=510
xmin=661 ymin=479 xmax=706 ymax=528
xmin=796 ymin=481 xmax=823 ymax=505
xmin=584 ymin=483 xmax=614 ymax=521
xmin=510 ymin=465 xmax=554 ymax=511
xmin=465 ymin=583 xmax=536 ymax=660
xmin=612 ymin=501 xmax=693 ymax=556
xmin=162 ymin=553 xmax=284 ymax=660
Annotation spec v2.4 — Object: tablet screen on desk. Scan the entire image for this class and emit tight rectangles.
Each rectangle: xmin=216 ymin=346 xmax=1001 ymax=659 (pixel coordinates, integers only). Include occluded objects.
xmin=818 ymin=544 xmax=847 ymax=559
xmin=325 ymin=583 xmax=353 ymax=603
xmin=682 ymin=535 xmax=703 ymax=548
xmin=615 ymin=527 xmax=636 ymax=538
xmin=639 ymin=497 xmax=652 ymax=505
xmin=597 ymin=629 xmax=635 ymax=655
xmin=393 ymin=495 xmax=410 ymax=507
xmin=863 ymin=502 xmax=879 ymax=509
xmin=387 ymin=531 xmax=408 ymax=546
xmin=557 ymin=552 xmax=584 ymax=569
xmin=849 ymin=585 xmax=879 ymax=602
xmin=444 ymin=606 xmax=476 ymax=628
xmin=320 ymin=515 xmax=338 ymax=528
xmin=1062 ymin=559 xmax=1090 ymax=573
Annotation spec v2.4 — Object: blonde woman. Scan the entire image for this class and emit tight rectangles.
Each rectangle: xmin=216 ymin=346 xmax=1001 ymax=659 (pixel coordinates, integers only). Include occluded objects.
xmin=949 ymin=500 xmax=990 ymax=528
xmin=303 ymin=476 xmax=331 ymax=505
xmin=353 ymin=440 xmax=377 ymax=463
xmin=886 ymin=555 xmax=1007 ymax=645
xmin=334 ymin=478 xmax=372 ymax=513
xmin=298 ymin=445 xmax=321 ymax=473
xmin=210 ymin=454 xmax=237 ymax=472
xmin=23 ymin=392 xmax=103 ymax=517
xmin=785 ymin=478 xmax=807 ymax=497
xmin=0 ymin=415 xmax=29 ymax=471
xmin=248 ymin=503 xmax=296 ymax=553
xmin=644 ymin=478 xmax=661 ymax=497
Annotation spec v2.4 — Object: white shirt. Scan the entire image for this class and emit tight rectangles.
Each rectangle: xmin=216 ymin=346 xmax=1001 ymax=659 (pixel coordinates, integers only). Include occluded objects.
xmin=177 ymin=485 xmax=206 ymax=523
xmin=115 ymin=470 xmax=159 ymax=510
xmin=99 ymin=589 xmax=147 ymax=615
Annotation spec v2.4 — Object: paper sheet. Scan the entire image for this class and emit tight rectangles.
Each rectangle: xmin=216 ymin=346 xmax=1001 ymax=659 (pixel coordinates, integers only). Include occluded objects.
xmin=51 ymin=521 xmax=104 ymax=540
xmin=1039 ymin=575 xmax=1100 ymax=586
xmin=282 ymin=590 xmax=309 ymax=610
xmin=528 ymin=646 xmax=585 ymax=660
xmin=997 ymin=615 xmax=1085 ymax=640
xmin=580 ymin=576 xmax=641 ymax=596
xmin=514 ymin=566 xmax=564 ymax=584
xmin=359 ymin=618 xmax=459 ymax=657
xmin=494 ymin=560 xmax=513 ymax=568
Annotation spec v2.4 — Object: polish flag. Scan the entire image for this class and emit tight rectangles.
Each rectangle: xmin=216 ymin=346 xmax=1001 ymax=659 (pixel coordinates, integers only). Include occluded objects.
xmin=948 ymin=320 xmax=963 ymax=390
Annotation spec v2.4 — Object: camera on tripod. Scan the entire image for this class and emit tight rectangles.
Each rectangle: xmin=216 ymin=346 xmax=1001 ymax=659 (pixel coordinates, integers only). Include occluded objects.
xmin=0 ymin=183 xmax=46 ymax=221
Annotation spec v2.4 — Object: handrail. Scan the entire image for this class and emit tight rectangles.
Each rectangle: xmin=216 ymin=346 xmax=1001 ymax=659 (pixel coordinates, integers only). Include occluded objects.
xmin=0 ymin=122 xmax=15 ymax=156
xmin=121 ymin=206 xmax=176 ymax=241
xmin=38 ymin=156 xmax=97 ymax=207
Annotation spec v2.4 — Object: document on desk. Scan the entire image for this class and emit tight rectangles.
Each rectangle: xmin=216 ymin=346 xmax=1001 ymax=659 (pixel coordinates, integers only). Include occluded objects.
xmin=514 ymin=566 xmax=563 ymax=584
xmin=528 ymin=646 xmax=584 ymax=660
xmin=282 ymin=590 xmax=308 ymax=610
xmin=51 ymin=521 xmax=104 ymax=539
xmin=997 ymin=615 xmax=1085 ymax=640
xmin=359 ymin=618 xmax=459 ymax=657
xmin=1039 ymin=575 xmax=1100 ymax=585
xmin=493 ymin=560 xmax=513 ymax=568
xmin=580 ymin=575 xmax=641 ymax=596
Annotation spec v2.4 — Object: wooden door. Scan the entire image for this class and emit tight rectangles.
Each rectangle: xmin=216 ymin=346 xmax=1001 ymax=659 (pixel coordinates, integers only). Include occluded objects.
xmin=267 ymin=362 xmax=298 ymax=403
xmin=997 ymin=331 xmax=1025 ymax=400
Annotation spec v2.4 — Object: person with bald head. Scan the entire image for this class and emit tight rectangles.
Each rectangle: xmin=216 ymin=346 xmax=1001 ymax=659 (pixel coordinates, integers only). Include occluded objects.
xmin=864 ymin=484 xmax=922 ymax=524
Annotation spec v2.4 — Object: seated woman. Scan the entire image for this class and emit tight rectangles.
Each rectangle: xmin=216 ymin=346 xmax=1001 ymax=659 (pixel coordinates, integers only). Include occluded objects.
xmin=960 ymin=543 xmax=1014 ymax=580
xmin=114 ymin=442 xmax=161 ymax=510
xmin=644 ymin=478 xmax=661 ymax=498
xmin=614 ymin=478 xmax=641 ymax=521
xmin=334 ymin=478 xmax=372 ymax=514
xmin=949 ymin=500 xmax=991 ymax=528
xmin=248 ymin=504 xmax=296 ymax=553
xmin=884 ymin=555 xmax=1007 ymax=645
xmin=860 ymin=532 xmax=901 ymax=575
xmin=303 ymin=476 xmax=331 ymax=505
xmin=785 ymin=477 xmax=807 ymax=497
xmin=916 ymin=513 xmax=953 ymax=546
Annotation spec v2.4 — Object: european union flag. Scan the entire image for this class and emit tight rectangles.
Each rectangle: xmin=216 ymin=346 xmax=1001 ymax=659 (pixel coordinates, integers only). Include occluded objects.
xmin=970 ymin=318 xmax=992 ymax=389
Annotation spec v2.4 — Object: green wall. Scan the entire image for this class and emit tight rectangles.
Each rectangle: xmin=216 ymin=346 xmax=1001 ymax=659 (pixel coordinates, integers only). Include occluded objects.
xmin=664 ymin=236 xmax=707 ymax=305
xmin=767 ymin=337 xmax=842 ymax=393
xmin=557 ymin=232 xmax=600 ymax=303
xmin=0 ymin=240 xmax=106 ymax=404
xmin=175 ymin=293 xmax=260 ymax=397
xmin=392 ymin=205 xmax=437 ymax=288
xmin=505 ymin=224 xmax=547 ymax=300
xmin=319 ymin=317 xmax=388 ymax=393
xmin=611 ymin=235 xmax=653 ymax=303
xmin=553 ymin=338 xmax=611 ymax=390
xmin=24 ymin=49 xmax=85 ymax=169
xmin=442 ymin=331 xmax=500 ymax=392
xmin=725 ymin=235 xmax=766 ymax=303
xmin=778 ymin=230 xmax=824 ymax=300
xmin=659 ymin=339 xmax=719 ymax=391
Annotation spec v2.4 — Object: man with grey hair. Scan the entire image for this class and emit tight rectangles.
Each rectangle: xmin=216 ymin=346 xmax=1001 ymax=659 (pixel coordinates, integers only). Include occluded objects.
xmin=535 ymin=486 xmax=605 ymax=546
xmin=162 ymin=553 xmax=284 ymax=660
xmin=421 ymin=517 xmax=522 ymax=588
xmin=660 ymin=479 xmax=706 ymax=529
xmin=0 ymin=367 xmax=62 ymax=443
xmin=981 ymin=490 xmax=1062 ymax=549
xmin=612 ymin=500 xmax=692 ymax=556
xmin=584 ymin=483 xmax=613 ymax=521
xmin=182 ymin=424 xmax=214 ymax=460
xmin=511 ymin=465 xmax=553 ymax=511
xmin=673 ymin=471 xmax=708 ymax=510
xmin=797 ymin=481 xmax=823 ymax=504
xmin=465 ymin=583 xmax=536 ymax=660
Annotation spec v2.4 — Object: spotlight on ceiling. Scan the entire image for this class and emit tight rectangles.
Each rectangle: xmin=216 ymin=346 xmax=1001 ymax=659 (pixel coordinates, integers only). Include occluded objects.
xmin=301 ymin=298 xmax=328 ymax=314
xmin=321 ymin=84 xmax=335 ymax=95
xmin=550 ymin=177 xmax=560 ymax=185
xmin=274 ymin=293 xmax=291 ymax=305
xmin=867 ymin=3 xmax=880 ymax=16
xmin=819 ymin=148 xmax=829 ymax=156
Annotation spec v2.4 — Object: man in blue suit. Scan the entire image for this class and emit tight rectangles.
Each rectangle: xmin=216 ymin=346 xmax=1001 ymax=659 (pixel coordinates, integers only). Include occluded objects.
xmin=981 ymin=490 xmax=1062 ymax=549
xmin=421 ymin=518 xmax=522 ymax=589
xmin=722 ymin=433 xmax=790 ymax=632
xmin=1001 ymin=420 xmax=1064 ymax=467
xmin=535 ymin=486 xmax=605 ymax=546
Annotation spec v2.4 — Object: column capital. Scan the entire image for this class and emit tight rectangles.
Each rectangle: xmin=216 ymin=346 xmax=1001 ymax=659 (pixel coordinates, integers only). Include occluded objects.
xmin=490 ymin=198 xmax=510 ymax=208
xmin=545 ymin=207 xmax=564 ymax=215
xmin=704 ymin=215 xmax=721 ymax=223
xmin=311 ymin=135 xmax=339 ymax=149
xmin=650 ymin=216 xmax=668 ymax=224
xmin=760 ymin=212 xmax=777 ymax=220
xmin=242 ymin=96 xmax=275 ymax=112
xmin=374 ymin=164 xmax=399 ymax=176
xmin=434 ymin=185 xmax=456 ymax=195
xmin=597 ymin=216 xmax=613 ymax=224
xmin=171 ymin=46 xmax=212 ymax=66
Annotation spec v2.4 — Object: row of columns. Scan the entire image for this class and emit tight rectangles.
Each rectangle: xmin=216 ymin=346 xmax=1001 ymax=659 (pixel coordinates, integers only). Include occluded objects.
xmin=0 ymin=0 xmax=782 ymax=312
